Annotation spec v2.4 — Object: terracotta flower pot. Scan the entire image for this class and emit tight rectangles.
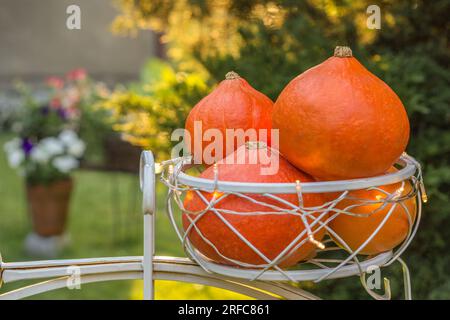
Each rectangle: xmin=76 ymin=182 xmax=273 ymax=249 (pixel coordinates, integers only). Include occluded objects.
xmin=26 ymin=178 xmax=73 ymax=237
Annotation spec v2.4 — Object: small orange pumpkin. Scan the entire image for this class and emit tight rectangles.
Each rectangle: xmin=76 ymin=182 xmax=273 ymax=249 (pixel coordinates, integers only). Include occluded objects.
xmin=182 ymin=142 xmax=327 ymax=268
xmin=328 ymin=168 xmax=417 ymax=255
xmin=185 ymin=72 xmax=273 ymax=165
xmin=272 ymin=46 xmax=410 ymax=180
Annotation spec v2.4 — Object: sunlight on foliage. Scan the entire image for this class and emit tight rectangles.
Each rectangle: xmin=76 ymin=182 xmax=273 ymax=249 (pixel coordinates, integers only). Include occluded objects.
xmin=111 ymin=0 xmax=380 ymax=74
xmin=98 ymin=59 xmax=210 ymax=160
xmin=112 ymin=0 xmax=292 ymax=71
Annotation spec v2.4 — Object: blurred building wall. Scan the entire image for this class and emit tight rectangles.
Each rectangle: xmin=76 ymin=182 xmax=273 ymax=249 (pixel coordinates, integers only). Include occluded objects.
xmin=0 ymin=0 xmax=155 ymax=87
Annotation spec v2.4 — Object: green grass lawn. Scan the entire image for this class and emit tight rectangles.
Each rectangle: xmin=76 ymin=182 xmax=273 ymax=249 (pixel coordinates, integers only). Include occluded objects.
xmin=0 ymin=133 xmax=249 ymax=299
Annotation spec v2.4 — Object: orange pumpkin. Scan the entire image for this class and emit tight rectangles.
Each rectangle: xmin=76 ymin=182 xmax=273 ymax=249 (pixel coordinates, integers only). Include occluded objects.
xmin=272 ymin=46 xmax=410 ymax=180
xmin=182 ymin=142 xmax=327 ymax=268
xmin=328 ymin=168 xmax=417 ymax=255
xmin=185 ymin=71 xmax=273 ymax=165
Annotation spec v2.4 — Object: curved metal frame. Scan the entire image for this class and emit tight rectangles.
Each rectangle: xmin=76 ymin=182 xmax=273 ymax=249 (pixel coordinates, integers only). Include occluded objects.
xmin=0 ymin=150 xmax=426 ymax=300
xmin=140 ymin=151 xmax=156 ymax=299
xmin=175 ymin=154 xmax=417 ymax=194
xmin=0 ymin=256 xmax=317 ymax=300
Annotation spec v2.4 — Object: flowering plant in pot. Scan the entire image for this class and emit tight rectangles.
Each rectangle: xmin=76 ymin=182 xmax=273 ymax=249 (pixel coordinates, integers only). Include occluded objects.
xmin=3 ymin=69 xmax=91 ymax=239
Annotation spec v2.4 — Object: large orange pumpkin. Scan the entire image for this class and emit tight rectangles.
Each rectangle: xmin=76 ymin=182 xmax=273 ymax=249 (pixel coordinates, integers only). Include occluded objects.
xmin=182 ymin=142 xmax=327 ymax=268
xmin=328 ymin=168 xmax=417 ymax=255
xmin=185 ymin=71 xmax=273 ymax=165
xmin=272 ymin=46 xmax=410 ymax=180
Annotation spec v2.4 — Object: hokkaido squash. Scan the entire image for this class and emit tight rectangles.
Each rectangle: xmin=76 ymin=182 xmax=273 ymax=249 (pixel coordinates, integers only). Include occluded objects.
xmin=182 ymin=142 xmax=327 ymax=268
xmin=328 ymin=167 xmax=417 ymax=255
xmin=272 ymin=46 xmax=410 ymax=180
xmin=185 ymin=71 xmax=273 ymax=165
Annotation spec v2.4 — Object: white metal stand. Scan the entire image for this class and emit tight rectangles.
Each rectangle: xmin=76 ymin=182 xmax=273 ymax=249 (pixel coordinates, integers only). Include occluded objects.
xmin=141 ymin=151 xmax=155 ymax=300
xmin=0 ymin=150 xmax=425 ymax=300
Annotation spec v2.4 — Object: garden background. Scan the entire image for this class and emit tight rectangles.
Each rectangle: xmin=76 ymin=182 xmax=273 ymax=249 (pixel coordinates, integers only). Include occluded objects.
xmin=0 ymin=0 xmax=448 ymax=299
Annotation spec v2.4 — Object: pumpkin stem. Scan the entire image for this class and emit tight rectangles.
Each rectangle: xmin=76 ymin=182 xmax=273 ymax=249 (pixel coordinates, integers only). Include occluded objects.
xmin=225 ymin=71 xmax=240 ymax=80
xmin=334 ymin=46 xmax=353 ymax=58
xmin=245 ymin=141 xmax=267 ymax=150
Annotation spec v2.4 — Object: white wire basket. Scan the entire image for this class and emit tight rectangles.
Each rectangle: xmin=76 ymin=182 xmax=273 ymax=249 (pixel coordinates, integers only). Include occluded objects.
xmin=160 ymin=151 xmax=427 ymax=299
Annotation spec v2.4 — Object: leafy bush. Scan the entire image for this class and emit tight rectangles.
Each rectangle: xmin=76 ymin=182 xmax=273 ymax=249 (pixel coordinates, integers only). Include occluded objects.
xmin=99 ymin=58 xmax=210 ymax=160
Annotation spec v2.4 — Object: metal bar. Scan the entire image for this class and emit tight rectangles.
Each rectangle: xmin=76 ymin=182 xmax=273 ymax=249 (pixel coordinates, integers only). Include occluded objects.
xmin=176 ymin=154 xmax=416 ymax=194
xmin=140 ymin=151 xmax=156 ymax=300
xmin=2 ymin=259 xmax=199 ymax=285
xmin=398 ymin=258 xmax=412 ymax=300
xmin=263 ymin=282 xmax=319 ymax=300
xmin=143 ymin=214 xmax=154 ymax=300
xmin=0 ymin=270 xmax=295 ymax=300
xmin=1 ymin=257 xmax=318 ymax=300
xmin=154 ymin=262 xmax=319 ymax=300
xmin=157 ymin=272 xmax=278 ymax=300
xmin=1 ymin=256 xmax=194 ymax=272
xmin=2 ymin=262 xmax=143 ymax=284
xmin=2 ymin=253 xmax=391 ymax=284
xmin=1 ymin=256 xmax=143 ymax=270
xmin=0 ymin=272 xmax=142 ymax=300
xmin=187 ymin=250 xmax=393 ymax=281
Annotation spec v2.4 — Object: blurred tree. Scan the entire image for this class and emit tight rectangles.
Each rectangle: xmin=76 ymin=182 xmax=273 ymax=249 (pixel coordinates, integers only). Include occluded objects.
xmin=111 ymin=0 xmax=449 ymax=299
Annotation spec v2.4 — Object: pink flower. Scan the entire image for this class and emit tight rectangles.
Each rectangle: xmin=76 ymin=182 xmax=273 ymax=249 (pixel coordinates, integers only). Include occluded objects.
xmin=62 ymin=87 xmax=81 ymax=109
xmin=46 ymin=77 xmax=64 ymax=89
xmin=66 ymin=68 xmax=87 ymax=81
xmin=66 ymin=106 xmax=80 ymax=120
xmin=50 ymin=97 xmax=62 ymax=109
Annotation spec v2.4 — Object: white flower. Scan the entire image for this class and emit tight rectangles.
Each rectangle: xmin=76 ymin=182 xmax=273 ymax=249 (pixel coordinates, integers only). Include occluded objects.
xmin=68 ymin=140 xmax=86 ymax=158
xmin=40 ymin=137 xmax=64 ymax=156
xmin=3 ymin=138 xmax=21 ymax=153
xmin=59 ymin=130 xmax=85 ymax=158
xmin=52 ymin=155 xmax=79 ymax=174
xmin=7 ymin=149 xmax=24 ymax=168
xmin=59 ymin=130 xmax=78 ymax=146
xmin=30 ymin=145 xmax=50 ymax=164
